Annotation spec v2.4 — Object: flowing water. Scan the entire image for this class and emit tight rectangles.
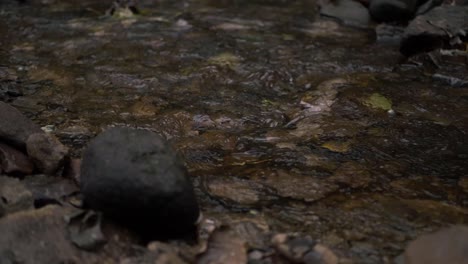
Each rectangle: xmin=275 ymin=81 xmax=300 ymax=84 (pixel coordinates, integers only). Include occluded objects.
xmin=1 ymin=0 xmax=467 ymax=262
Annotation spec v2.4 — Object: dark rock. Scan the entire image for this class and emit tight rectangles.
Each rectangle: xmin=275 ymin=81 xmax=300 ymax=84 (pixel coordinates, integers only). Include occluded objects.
xmin=0 ymin=102 xmax=43 ymax=150
xmin=369 ymin=0 xmax=420 ymax=22
xmin=22 ymin=174 xmax=79 ymax=208
xmin=320 ymin=0 xmax=371 ymax=27
xmin=404 ymin=225 xmax=468 ymax=264
xmin=400 ymin=6 xmax=468 ymax=56
xmin=80 ymin=127 xmax=200 ymax=239
xmin=0 ymin=142 xmax=34 ymax=176
xmin=26 ymin=133 xmax=69 ymax=175
xmin=415 ymin=0 xmax=443 ymax=16
xmin=0 ymin=176 xmax=33 ymax=215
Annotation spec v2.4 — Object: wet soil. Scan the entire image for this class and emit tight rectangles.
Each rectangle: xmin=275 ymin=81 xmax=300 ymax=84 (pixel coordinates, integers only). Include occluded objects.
xmin=1 ymin=0 xmax=467 ymax=263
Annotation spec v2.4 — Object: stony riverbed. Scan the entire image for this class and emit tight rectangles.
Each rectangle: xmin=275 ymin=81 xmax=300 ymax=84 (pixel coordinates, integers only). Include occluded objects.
xmin=0 ymin=0 xmax=467 ymax=263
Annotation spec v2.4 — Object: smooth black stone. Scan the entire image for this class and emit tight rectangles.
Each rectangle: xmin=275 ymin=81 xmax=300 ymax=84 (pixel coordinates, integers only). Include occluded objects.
xmin=80 ymin=127 xmax=199 ymax=239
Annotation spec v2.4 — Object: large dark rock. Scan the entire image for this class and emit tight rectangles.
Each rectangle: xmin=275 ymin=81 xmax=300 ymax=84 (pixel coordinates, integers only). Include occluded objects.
xmin=0 ymin=102 xmax=43 ymax=150
xmin=80 ymin=127 xmax=200 ymax=239
xmin=400 ymin=6 xmax=468 ymax=56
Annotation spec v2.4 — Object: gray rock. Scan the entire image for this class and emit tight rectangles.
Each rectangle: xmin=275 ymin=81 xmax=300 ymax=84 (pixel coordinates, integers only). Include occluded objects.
xmin=320 ymin=0 xmax=371 ymax=27
xmin=400 ymin=6 xmax=468 ymax=56
xmin=0 ymin=176 xmax=33 ymax=215
xmin=0 ymin=142 xmax=34 ymax=176
xmin=404 ymin=225 xmax=468 ymax=264
xmin=26 ymin=133 xmax=69 ymax=175
xmin=80 ymin=127 xmax=200 ymax=239
xmin=0 ymin=205 xmax=86 ymax=263
xmin=0 ymin=102 xmax=43 ymax=150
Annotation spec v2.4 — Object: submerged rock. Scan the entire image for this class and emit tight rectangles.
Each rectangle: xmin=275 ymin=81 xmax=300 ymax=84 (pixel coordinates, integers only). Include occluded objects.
xmin=404 ymin=225 xmax=468 ymax=264
xmin=320 ymin=0 xmax=371 ymax=27
xmin=80 ymin=127 xmax=200 ymax=239
xmin=0 ymin=102 xmax=43 ymax=150
xmin=400 ymin=6 xmax=468 ymax=56
xmin=26 ymin=133 xmax=69 ymax=175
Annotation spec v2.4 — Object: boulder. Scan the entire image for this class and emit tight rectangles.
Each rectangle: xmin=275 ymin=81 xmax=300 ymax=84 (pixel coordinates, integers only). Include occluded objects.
xmin=0 ymin=102 xmax=43 ymax=150
xmin=80 ymin=127 xmax=200 ymax=239
xmin=400 ymin=6 xmax=468 ymax=56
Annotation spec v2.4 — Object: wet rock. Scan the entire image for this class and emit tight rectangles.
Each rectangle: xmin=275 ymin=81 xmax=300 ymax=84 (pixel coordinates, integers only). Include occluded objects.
xmin=0 ymin=176 xmax=33 ymax=215
xmin=197 ymin=227 xmax=247 ymax=264
xmin=404 ymin=225 xmax=468 ymax=264
xmin=22 ymin=174 xmax=79 ymax=208
xmin=400 ymin=6 xmax=468 ymax=56
xmin=272 ymin=234 xmax=339 ymax=264
xmin=80 ymin=127 xmax=200 ymax=239
xmin=66 ymin=210 xmax=107 ymax=251
xmin=0 ymin=205 xmax=81 ymax=263
xmin=369 ymin=0 xmax=418 ymax=22
xmin=0 ymin=102 xmax=43 ymax=149
xmin=320 ymin=0 xmax=371 ymax=27
xmin=0 ymin=142 xmax=34 ymax=176
xmin=375 ymin=24 xmax=405 ymax=44
xmin=432 ymin=73 xmax=468 ymax=88
xmin=26 ymin=133 xmax=69 ymax=175
xmin=146 ymin=241 xmax=188 ymax=264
